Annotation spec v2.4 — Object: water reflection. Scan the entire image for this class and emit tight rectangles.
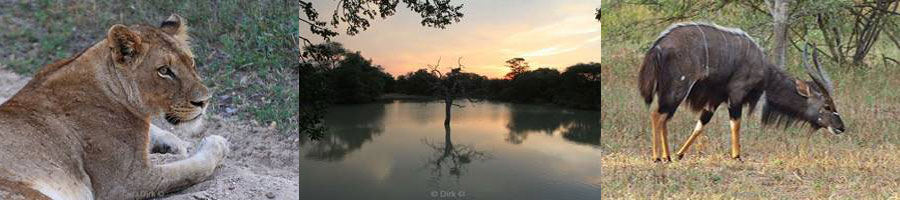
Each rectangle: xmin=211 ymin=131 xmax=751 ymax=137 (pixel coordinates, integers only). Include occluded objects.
xmin=299 ymin=101 xmax=602 ymax=199
xmin=304 ymin=103 xmax=387 ymax=161
xmin=304 ymin=101 xmax=599 ymax=162
xmin=423 ymin=124 xmax=491 ymax=181
xmin=506 ymin=104 xmax=600 ymax=146
xmin=561 ymin=121 xmax=602 ymax=146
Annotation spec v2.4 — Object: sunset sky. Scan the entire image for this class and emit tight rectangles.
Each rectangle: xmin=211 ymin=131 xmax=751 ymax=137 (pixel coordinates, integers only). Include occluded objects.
xmin=302 ymin=0 xmax=601 ymax=78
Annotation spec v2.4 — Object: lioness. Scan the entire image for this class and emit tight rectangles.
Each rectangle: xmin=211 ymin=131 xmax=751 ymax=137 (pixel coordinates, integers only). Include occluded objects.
xmin=0 ymin=14 xmax=228 ymax=199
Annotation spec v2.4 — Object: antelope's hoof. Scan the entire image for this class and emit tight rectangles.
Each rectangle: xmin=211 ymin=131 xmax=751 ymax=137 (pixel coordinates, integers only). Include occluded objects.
xmin=676 ymin=154 xmax=684 ymax=160
xmin=653 ymin=158 xmax=662 ymax=163
xmin=732 ymin=155 xmax=743 ymax=162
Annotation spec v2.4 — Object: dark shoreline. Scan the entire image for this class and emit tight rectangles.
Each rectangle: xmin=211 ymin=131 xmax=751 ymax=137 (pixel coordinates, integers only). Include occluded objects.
xmin=369 ymin=93 xmax=600 ymax=111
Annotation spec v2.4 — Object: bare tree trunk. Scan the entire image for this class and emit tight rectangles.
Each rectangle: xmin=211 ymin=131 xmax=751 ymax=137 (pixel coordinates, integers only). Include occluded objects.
xmin=444 ymin=96 xmax=452 ymax=126
xmin=771 ymin=0 xmax=791 ymax=69
xmin=817 ymin=14 xmax=845 ymax=66
xmin=850 ymin=0 xmax=897 ymax=66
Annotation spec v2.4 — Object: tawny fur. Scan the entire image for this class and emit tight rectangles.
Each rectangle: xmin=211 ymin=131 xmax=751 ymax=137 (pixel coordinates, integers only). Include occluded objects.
xmin=0 ymin=14 xmax=228 ymax=200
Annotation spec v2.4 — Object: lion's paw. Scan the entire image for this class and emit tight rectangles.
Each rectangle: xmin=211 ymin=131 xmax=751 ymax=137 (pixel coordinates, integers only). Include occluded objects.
xmin=150 ymin=125 xmax=190 ymax=155
xmin=196 ymin=135 xmax=229 ymax=166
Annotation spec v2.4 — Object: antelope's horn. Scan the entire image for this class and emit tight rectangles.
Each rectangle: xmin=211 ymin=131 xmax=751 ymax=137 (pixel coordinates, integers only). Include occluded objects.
xmin=801 ymin=43 xmax=831 ymax=96
xmin=811 ymin=48 xmax=835 ymax=95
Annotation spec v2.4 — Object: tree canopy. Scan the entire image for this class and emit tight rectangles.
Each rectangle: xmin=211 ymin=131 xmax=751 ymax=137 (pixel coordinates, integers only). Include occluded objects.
xmin=603 ymin=0 xmax=900 ymax=68
xmin=300 ymin=0 xmax=465 ymax=47
xmin=504 ymin=57 xmax=530 ymax=80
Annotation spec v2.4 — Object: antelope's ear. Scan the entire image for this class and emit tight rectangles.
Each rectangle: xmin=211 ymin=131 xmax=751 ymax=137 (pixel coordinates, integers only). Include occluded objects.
xmin=107 ymin=25 xmax=143 ymax=66
xmin=796 ymin=80 xmax=811 ymax=97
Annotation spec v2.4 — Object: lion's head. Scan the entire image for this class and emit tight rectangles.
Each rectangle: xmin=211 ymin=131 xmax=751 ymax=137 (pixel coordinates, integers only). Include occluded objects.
xmin=102 ymin=14 xmax=209 ymax=126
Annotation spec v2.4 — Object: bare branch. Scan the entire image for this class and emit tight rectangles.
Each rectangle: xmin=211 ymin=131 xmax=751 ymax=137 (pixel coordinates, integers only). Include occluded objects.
xmin=884 ymin=54 xmax=900 ymax=65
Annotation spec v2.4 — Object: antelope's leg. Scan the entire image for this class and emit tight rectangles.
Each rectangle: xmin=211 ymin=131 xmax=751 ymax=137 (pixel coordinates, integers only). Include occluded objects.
xmin=676 ymin=110 xmax=714 ymax=159
xmin=658 ymin=113 xmax=671 ymax=162
xmin=650 ymin=112 xmax=661 ymax=161
xmin=730 ymin=119 xmax=741 ymax=159
xmin=728 ymin=107 xmax=742 ymax=160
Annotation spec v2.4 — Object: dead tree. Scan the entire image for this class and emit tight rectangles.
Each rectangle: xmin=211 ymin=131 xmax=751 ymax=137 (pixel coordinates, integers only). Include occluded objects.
xmin=426 ymin=58 xmax=485 ymax=126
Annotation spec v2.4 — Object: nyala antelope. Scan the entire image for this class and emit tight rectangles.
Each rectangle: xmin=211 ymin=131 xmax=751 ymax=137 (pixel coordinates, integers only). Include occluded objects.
xmin=638 ymin=22 xmax=846 ymax=162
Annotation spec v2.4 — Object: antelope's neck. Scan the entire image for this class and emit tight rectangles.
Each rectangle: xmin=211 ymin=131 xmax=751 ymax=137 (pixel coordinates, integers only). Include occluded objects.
xmin=762 ymin=67 xmax=802 ymax=108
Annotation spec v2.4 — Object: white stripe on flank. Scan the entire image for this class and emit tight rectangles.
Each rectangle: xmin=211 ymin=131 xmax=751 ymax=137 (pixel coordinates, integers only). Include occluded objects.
xmin=653 ymin=22 xmax=764 ymax=54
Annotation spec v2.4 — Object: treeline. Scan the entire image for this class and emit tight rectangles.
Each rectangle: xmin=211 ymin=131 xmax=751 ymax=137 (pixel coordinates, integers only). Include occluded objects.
xmin=301 ymin=42 xmax=600 ymax=110
xmin=395 ymin=61 xmax=600 ymax=110
xmin=301 ymin=42 xmax=395 ymax=105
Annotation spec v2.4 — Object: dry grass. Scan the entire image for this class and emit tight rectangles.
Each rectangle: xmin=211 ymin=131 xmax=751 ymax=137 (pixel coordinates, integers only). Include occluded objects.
xmin=600 ymin=45 xmax=900 ymax=199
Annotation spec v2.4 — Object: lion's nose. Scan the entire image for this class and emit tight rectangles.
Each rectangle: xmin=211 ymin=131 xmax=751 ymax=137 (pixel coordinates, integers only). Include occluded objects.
xmin=189 ymin=84 xmax=211 ymax=108
xmin=189 ymin=100 xmax=206 ymax=108
xmin=189 ymin=95 xmax=209 ymax=108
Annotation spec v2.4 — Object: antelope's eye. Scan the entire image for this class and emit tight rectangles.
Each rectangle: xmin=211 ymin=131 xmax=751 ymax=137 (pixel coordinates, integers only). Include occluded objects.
xmin=157 ymin=66 xmax=173 ymax=78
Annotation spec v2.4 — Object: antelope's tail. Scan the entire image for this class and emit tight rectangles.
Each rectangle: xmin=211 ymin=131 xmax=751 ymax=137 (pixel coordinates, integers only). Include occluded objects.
xmin=638 ymin=46 xmax=661 ymax=106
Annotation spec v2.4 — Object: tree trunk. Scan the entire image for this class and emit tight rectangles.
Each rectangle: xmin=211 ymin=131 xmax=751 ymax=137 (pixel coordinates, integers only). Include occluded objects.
xmin=817 ymin=14 xmax=845 ymax=66
xmin=444 ymin=96 xmax=452 ymax=126
xmin=771 ymin=0 xmax=790 ymax=69
xmin=444 ymin=122 xmax=453 ymax=157
xmin=850 ymin=0 xmax=896 ymax=66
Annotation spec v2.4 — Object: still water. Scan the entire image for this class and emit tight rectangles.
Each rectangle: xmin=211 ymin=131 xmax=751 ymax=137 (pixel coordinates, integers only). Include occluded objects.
xmin=299 ymin=100 xmax=601 ymax=200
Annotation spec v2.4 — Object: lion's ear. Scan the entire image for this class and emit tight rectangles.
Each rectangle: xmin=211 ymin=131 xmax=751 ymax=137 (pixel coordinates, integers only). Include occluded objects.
xmin=160 ymin=14 xmax=189 ymax=43
xmin=107 ymin=24 xmax=143 ymax=66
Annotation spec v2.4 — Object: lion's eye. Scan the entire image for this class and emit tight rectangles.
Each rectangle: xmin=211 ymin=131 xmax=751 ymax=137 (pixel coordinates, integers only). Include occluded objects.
xmin=157 ymin=66 xmax=173 ymax=78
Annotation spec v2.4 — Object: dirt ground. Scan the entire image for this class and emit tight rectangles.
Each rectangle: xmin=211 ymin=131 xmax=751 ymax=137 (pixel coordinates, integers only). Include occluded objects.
xmin=0 ymin=66 xmax=300 ymax=199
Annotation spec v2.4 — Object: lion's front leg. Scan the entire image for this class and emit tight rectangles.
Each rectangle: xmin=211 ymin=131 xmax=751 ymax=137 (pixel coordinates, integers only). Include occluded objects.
xmin=130 ymin=135 xmax=228 ymax=199
xmin=149 ymin=124 xmax=190 ymax=155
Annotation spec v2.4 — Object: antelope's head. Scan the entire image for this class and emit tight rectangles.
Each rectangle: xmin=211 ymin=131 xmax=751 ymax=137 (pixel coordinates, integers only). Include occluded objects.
xmin=795 ymin=44 xmax=845 ymax=134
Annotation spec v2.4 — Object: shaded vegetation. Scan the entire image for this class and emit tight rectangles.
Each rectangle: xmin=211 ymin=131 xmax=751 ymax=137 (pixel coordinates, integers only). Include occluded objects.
xmin=300 ymin=63 xmax=328 ymax=140
xmin=395 ymin=58 xmax=601 ymax=110
xmin=326 ymin=52 xmax=394 ymax=104
xmin=302 ymin=42 xmax=394 ymax=105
